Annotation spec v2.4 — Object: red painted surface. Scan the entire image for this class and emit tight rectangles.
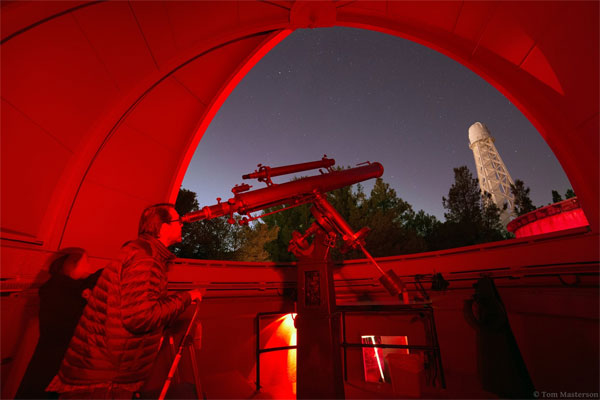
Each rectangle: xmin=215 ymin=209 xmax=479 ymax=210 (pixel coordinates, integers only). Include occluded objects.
xmin=168 ymin=29 xmax=293 ymax=204
xmin=1 ymin=0 xmax=597 ymax=256
xmin=242 ymin=156 xmax=335 ymax=183
xmin=507 ymin=198 xmax=590 ymax=238
xmin=182 ymin=161 xmax=383 ymax=223
xmin=1 ymin=1 xmax=598 ymax=398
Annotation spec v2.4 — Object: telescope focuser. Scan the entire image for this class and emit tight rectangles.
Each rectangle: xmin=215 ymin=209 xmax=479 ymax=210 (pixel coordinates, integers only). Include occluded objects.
xmin=232 ymin=183 xmax=252 ymax=194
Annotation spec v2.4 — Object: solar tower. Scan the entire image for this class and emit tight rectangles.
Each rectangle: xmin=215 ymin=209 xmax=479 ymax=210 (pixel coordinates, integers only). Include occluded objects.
xmin=468 ymin=122 xmax=515 ymax=226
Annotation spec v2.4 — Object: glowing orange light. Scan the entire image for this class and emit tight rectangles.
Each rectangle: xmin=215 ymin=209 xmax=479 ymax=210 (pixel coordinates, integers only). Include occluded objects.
xmin=282 ymin=313 xmax=297 ymax=394
xmin=279 ymin=313 xmax=297 ymax=336
xmin=262 ymin=313 xmax=297 ymax=397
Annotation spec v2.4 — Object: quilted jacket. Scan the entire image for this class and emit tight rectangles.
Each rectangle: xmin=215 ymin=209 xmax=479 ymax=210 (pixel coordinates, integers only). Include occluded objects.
xmin=55 ymin=234 xmax=191 ymax=386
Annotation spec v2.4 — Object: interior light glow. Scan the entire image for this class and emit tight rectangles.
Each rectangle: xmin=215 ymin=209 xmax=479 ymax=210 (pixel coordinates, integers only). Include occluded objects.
xmin=370 ymin=335 xmax=386 ymax=383
xmin=284 ymin=314 xmax=297 ymax=395
xmin=261 ymin=313 xmax=297 ymax=397
xmin=361 ymin=335 xmax=410 ymax=383
xmin=362 ymin=335 xmax=386 ymax=383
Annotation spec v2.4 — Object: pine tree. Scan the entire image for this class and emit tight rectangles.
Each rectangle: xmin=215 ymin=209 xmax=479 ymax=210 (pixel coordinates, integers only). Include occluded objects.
xmin=404 ymin=210 xmax=440 ymax=241
xmin=442 ymin=166 xmax=484 ymax=225
xmin=551 ymin=190 xmax=563 ymax=203
xmin=436 ymin=166 xmax=505 ymax=248
xmin=510 ymin=179 xmax=536 ymax=216
xmin=480 ymin=192 xmax=506 ymax=239
xmin=354 ymin=178 xmax=427 ymax=257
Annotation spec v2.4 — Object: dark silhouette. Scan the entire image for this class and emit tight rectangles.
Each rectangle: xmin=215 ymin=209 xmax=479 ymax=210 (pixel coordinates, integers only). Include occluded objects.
xmin=510 ymin=179 xmax=537 ymax=216
xmin=47 ymin=204 xmax=202 ymax=398
xmin=16 ymin=249 xmax=102 ymax=399
xmin=464 ymin=277 xmax=536 ymax=398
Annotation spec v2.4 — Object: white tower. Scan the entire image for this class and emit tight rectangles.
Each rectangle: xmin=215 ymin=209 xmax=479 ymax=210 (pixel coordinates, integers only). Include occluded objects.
xmin=468 ymin=122 xmax=515 ymax=226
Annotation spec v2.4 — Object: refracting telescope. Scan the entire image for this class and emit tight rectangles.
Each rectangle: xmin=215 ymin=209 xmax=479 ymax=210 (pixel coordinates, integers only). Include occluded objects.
xmin=181 ymin=156 xmax=408 ymax=300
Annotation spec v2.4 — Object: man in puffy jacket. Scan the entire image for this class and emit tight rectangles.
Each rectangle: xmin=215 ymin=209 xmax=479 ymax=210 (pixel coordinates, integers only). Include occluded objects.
xmin=46 ymin=203 xmax=203 ymax=399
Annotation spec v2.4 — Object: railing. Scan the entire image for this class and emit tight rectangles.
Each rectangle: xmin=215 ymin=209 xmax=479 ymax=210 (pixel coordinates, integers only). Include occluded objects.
xmin=339 ymin=304 xmax=446 ymax=389
xmin=255 ymin=304 xmax=448 ymax=394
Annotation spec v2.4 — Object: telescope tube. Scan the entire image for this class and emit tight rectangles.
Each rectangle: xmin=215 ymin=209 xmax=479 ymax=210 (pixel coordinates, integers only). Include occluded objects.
xmin=182 ymin=162 xmax=383 ymax=223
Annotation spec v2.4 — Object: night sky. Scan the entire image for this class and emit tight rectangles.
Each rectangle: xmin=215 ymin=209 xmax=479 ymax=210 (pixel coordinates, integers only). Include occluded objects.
xmin=182 ymin=27 xmax=571 ymax=221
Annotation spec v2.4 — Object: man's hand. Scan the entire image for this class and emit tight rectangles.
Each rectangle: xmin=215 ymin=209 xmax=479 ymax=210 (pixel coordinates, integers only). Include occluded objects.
xmin=189 ymin=288 xmax=203 ymax=302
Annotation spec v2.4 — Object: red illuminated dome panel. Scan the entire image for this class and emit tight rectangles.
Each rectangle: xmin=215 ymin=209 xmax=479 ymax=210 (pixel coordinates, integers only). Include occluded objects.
xmin=507 ymin=198 xmax=589 ymax=238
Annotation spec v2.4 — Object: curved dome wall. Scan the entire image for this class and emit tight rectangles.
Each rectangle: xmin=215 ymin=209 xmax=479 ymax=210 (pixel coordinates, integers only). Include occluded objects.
xmin=1 ymin=1 xmax=598 ymax=262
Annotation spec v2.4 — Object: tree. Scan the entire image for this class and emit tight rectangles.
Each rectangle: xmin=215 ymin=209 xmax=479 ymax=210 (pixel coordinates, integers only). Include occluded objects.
xmin=551 ymin=190 xmax=563 ymax=203
xmin=352 ymin=178 xmax=427 ymax=257
xmin=353 ymin=209 xmax=426 ymax=258
xmin=175 ymin=187 xmax=200 ymax=214
xmin=234 ymin=223 xmax=279 ymax=262
xmin=260 ymin=176 xmax=429 ymax=261
xmin=442 ymin=166 xmax=484 ymax=225
xmin=262 ymin=203 xmax=313 ymax=262
xmin=405 ymin=209 xmax=441 ymax=244
xmin=564 ymin=188 xmax=576 ymax=199
xmin=173 ymin=188 xmax=240 ymax=260
xmin=510 ymin=179 xmax=536 ymax=216
xmin=481 ymin=192 xmax=506 ymax=237
xmin=551 ymin=188 xmax=575 ymax=204
xmin=327 ymin=182 xmax=361 ymax=225
xmin=437 ymin=166 xmax=505 ymax=248
xmin=361 ymin=179 xmax=413 ymax=220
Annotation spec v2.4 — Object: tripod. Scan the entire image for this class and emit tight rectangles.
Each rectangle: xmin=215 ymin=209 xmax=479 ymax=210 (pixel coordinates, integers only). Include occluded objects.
xmin=159 ymin=301 xmax=203 ymax=400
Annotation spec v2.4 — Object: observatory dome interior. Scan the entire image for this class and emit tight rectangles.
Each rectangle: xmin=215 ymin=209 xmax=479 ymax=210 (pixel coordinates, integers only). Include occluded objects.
xmin=1 ymin=2 xmax=598 ymax=399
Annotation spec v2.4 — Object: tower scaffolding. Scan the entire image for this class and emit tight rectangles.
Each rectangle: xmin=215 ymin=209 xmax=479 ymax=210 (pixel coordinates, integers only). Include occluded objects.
xmin=468 ymin=122 xmax=515 ymax=227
